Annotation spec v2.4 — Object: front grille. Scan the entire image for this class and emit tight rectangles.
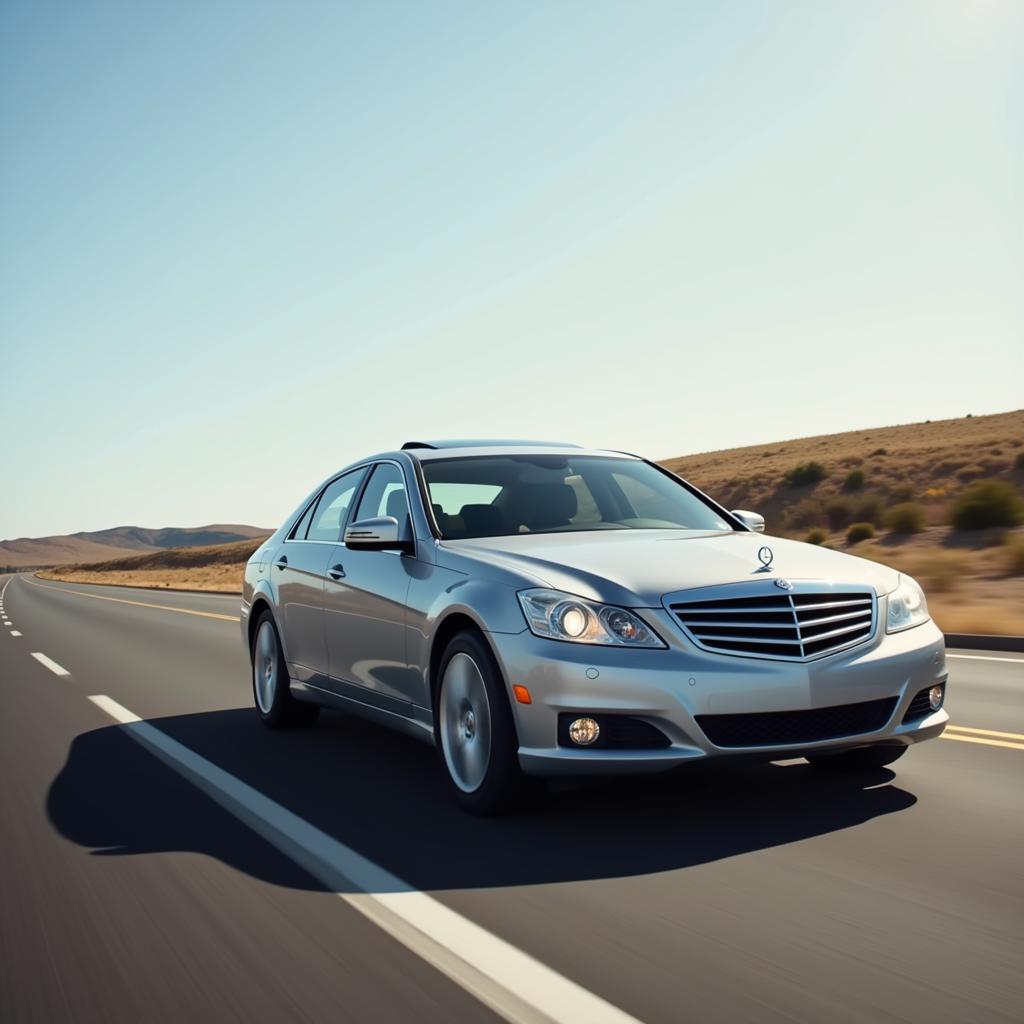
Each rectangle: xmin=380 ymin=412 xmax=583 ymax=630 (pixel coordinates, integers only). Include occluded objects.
xmin=696 ymin=696 xmax=898 ymax=748
xmin=669 ymin=589 xmax=875 ymax=661
xmin=557 ymin=714 xmax=670 ymax=749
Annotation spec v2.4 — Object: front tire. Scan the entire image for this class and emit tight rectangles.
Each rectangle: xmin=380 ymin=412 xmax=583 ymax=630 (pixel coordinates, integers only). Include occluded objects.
xmin=806 ymin=744 xmax=907 ymax=772
xmin=251 ymin=611 xmax=319 ymax=729
xmin=435 ymin=630 xmax=539 ymax=814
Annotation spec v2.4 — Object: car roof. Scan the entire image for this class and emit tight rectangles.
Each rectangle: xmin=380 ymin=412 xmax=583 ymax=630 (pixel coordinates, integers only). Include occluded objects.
xmin=327 ymin=442 xmax=641 ymax=479
xmin=400 ymin=441 xmax=638 ymax=461
xmin=401 ymin=439 xmax=581 ymax=450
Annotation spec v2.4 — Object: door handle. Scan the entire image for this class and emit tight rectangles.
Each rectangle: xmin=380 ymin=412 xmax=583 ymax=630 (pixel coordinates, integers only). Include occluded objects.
xmin=328 ymin=563 xmax=346 ymax=580
xmin=275 ymin=555 xmax=288 ymax=570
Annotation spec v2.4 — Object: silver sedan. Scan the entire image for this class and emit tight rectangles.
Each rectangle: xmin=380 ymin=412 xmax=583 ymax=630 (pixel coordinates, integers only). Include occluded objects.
xmin=242 ymin=440 xmax=947 ymax=813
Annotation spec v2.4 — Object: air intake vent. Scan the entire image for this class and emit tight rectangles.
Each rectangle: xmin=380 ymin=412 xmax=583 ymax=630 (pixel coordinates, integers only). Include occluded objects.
xmin=668 ymin=586 xmax=875 ymax=662
xmin=696 ymin=697 xmax=898 ymax=748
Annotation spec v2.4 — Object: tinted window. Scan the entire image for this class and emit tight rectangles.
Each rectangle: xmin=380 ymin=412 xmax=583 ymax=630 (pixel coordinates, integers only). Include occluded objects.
xmin=429 ymin=483 xmax=502 ymax=515
xmin=289 ymin=498 xmax=318 ymax=540
xmin=307 ymin=468 xmax=366 ymax=542
xmin=354 ymin=463 xmax=409 ymax=523
xmin=421 ymin=455 xmax=731 ymax=539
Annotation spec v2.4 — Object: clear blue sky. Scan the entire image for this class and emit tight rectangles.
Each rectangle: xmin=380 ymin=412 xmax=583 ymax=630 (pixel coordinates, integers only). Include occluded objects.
xmin=2 ymin=0 xmax=1021 ymax=539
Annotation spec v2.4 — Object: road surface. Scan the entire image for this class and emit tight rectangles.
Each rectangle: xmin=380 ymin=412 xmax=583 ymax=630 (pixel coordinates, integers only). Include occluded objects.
xmin=1 ymin=572 xmax=1021 ymax=1023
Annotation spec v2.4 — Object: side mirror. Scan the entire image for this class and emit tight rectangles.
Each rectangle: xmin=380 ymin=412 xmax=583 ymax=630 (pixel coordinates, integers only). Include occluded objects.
xmin=732 ymin=509 xmax=765 ymax=533
xmin=344 ymin=516 xmax=412 ymax=552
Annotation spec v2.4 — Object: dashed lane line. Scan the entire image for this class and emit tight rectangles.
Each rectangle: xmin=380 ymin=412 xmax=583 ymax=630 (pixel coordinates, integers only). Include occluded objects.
xmin=30 ymin=652 xmax=71 ymax=677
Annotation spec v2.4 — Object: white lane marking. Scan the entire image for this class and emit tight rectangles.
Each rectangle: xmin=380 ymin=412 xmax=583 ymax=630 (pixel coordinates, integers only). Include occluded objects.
xmin=21 ymin=575 xmax=239 ymax=622
xmin=10 ymin=631 xmax=21 ymax=637
xmin=31 ymin=652 xmax=70 ymax=677
xmin=948 ymin=654 xmax=1024 ymax=665
xmin=89 ymin=695 xmax=140 ymax=722
xmin=86 ymin=694 xmax=641 ymax=1024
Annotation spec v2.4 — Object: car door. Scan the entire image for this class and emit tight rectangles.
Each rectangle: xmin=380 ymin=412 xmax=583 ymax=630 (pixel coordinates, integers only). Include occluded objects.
xmin=323 ymin=461 xmax=424 ymax=712
xmin=275 ymin=467 xmax=366 ymax=685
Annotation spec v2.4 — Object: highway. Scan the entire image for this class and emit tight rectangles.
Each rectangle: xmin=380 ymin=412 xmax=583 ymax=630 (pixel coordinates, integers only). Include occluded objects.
xmin=1 ymin=572 xmax=1021 ymax=1024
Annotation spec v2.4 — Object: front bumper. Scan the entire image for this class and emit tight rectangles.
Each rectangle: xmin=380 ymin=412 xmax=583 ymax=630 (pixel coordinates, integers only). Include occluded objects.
xmin=489 ymin=609 xmax=948 ymax=776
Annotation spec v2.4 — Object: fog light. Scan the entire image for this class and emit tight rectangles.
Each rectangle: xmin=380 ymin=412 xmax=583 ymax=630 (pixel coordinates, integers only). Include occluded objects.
xmin=928 ymin=685 xmax=944 ymax=711
xmin=569 ymin=717 xmax=600 ymax=746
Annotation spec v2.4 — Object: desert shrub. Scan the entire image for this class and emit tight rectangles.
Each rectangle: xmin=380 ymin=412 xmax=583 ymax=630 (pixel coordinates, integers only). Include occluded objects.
xmin=843 ymin=469 xmax=865 ymax=492
xmin=870 ymin=448 xmax=887 ymax=456
xmin=951 ymin=479 xmax=1024 ymax=531
xmin=889 ymin=484 xmax=914 ymax=502
xmin=850 ymin=493 xmax=886 ymax=526
xmin=1003 ymin=535 xmax=1024 ymax=575
xmin=886 ymin=502 xmax=926 ymax=535
xmin=784 ymin=461 xmax=829 ymax=487
xmin=805 ymin=528 xmax=827 ymax=545
xmin=1015 ymin=452 xmax=1024 ymax=470
xmin=846 ymin=522 xmax=875 ymax=544
xmin=825 ymin=499 xmax=853 ymax=531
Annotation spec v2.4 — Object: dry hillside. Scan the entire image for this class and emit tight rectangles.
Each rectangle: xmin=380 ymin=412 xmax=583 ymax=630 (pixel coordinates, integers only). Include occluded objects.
xmin=0 ymin=523 xmax=270 ymax=570
xmin=663 ymin=410 xmax=1024 ymax=531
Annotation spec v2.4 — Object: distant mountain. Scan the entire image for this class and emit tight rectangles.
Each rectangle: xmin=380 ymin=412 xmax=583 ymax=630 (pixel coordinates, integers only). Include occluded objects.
xmin=0 ymin=524 xmax=272 ymax=570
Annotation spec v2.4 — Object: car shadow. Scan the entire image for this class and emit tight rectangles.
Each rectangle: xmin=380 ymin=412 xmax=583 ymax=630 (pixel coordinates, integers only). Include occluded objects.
xmin=47 ymin=708 xmax=917 ymax=893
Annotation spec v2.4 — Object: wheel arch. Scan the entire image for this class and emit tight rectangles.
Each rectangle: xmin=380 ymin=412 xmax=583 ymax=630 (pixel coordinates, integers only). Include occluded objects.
xmin=428 ymin=612 xmax=495 ymax=711
xmin=247 ymin=595 xmax=275 ymax=653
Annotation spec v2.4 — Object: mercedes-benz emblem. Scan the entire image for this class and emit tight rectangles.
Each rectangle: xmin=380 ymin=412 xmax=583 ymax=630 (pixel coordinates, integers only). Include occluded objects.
xmin=757 ymin=546 xmax=773 ymax=568
xmin=774 ymin=578 xmax=793 ymax=591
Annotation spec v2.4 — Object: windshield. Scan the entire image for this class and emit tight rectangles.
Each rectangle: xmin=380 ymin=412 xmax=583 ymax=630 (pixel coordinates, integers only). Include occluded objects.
xmin=421 ymin=455 xmax=733 ymax=539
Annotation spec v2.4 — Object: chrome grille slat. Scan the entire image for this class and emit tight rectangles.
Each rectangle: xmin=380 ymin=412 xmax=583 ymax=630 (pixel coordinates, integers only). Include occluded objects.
xmin=796 ymin=609 xmax=872 ymax=628
xmin=688 ymin=618 xmax=806 ymax=626
xmin=791 ymin=598 xmax=872 ymax=611
xmin=668 ymin=585 xmax=876 ymax=662
xmin=698 ymin=633 xmax=803 ymax=646
xmin=795 ymin=620 xmax=871 ymax=644
xmin=672 ymin=604 xmax=792 ymax=615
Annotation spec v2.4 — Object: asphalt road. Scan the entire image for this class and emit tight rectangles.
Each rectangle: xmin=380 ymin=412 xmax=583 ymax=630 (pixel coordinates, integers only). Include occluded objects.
xmin=1 ymin=572 xmax=1021 ymax=1024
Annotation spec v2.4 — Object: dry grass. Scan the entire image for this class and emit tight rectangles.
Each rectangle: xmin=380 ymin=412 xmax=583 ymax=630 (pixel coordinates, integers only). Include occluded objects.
xmin=42 ymin=565 xmax=248 ymax=592
xmin=40 ymin=537 xmax=267 ymax=593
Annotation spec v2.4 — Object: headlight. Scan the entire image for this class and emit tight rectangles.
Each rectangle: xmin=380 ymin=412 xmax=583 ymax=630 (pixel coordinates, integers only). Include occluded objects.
xmin=517 ymin=589 xmax=665 ymax=647
xmin=886 ymin=575 xmax=929 ymax=633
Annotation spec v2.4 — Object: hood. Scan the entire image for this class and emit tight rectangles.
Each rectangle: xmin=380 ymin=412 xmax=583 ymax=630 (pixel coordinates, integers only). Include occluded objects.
xmin=437 ymin=530 xmax=900 ymax=607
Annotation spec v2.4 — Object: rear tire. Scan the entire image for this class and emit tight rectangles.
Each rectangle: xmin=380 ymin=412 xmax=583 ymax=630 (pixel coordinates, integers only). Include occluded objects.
xmin=435 ymin=630 xmax=540 ymax=815
xmin=806 ymin=744 xmax=907 ymax=772
xmin=251 ymin=610 xmax=320 ymax=729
